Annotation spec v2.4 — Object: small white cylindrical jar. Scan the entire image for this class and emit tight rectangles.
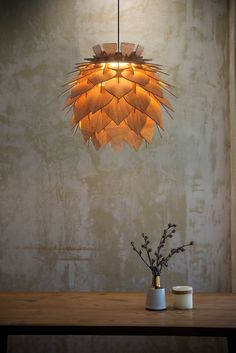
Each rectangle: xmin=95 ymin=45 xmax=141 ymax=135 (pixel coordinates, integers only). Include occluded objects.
xmin=172 ymin=286 xmax=193 ymax=309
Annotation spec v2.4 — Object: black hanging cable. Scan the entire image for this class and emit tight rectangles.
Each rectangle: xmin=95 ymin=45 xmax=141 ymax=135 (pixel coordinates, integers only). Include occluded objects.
xmin=117 ymin=0 xmax=120 ymax=52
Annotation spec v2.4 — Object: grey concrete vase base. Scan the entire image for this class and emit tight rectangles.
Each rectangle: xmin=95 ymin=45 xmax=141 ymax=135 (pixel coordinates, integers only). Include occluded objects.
xmin=145 ymin=287 xmax=167 ymax=310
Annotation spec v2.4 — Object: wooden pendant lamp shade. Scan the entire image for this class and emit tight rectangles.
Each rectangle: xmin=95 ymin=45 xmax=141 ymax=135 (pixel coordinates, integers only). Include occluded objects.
xmin=64 ymin=42 xmax=174 ymax=151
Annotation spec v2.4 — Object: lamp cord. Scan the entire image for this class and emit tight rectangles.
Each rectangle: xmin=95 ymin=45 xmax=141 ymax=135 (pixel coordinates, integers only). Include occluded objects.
xmin=117 ymin=0 xmax=120 ymax=52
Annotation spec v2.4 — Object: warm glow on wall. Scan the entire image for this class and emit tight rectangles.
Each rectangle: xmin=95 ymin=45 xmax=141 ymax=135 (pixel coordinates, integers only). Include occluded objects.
xmin=63 ymin=42 xmax=174 ymax=151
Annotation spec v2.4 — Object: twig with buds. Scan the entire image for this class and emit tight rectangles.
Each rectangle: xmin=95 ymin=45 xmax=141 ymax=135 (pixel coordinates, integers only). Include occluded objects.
xmin=131 ymin=223 xmax=194 ymax=278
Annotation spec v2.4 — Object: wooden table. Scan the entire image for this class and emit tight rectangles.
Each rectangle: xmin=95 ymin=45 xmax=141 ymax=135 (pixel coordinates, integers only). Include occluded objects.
xmin=0 ymin=292 xmax=235 ymax=353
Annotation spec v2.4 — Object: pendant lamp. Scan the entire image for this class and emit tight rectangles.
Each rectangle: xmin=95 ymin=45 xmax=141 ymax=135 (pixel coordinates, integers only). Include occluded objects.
xmin=63 ymin=1 xmax=174 ymax=151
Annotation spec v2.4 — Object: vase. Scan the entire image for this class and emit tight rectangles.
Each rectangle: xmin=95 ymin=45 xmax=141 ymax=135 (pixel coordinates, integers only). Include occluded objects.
xmin=145 ymin=275 xmax=166 ymax=311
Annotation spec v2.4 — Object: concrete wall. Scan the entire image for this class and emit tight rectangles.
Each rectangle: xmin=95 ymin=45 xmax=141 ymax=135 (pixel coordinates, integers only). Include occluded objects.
xmin=0 ymin=0 xmax=231 ymax=352
xmin=230 ymin=0 xmax=236 ymax=292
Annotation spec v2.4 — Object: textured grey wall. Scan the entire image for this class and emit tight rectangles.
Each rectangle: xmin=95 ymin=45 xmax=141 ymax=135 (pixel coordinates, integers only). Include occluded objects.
xmin=0 ymin=0 xmax=231 ymax=352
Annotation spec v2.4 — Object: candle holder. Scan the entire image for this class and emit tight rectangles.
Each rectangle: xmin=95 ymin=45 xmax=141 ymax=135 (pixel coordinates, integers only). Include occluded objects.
xmin=172 ymin=286 xmax=193 ymax=309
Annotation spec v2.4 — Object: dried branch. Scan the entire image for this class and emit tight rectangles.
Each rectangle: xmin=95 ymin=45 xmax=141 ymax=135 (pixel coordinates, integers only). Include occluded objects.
xmin=130 ymin=241 xmax=151 ymax=271
xmin=141 ymin=233 xmax=154 ymax=267
xmin=131 ymin=224 xmax=194 ymax=276
xmin=159 ymin=241 xmax=194 ymax=273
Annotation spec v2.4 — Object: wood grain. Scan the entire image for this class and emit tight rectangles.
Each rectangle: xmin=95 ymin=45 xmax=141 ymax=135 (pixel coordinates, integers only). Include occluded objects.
xmin=0 ymin=292 xmax=236 ymax=336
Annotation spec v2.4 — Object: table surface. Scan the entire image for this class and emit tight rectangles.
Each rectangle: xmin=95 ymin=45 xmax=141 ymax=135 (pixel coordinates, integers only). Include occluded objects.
xmin=0 ymin=292 xmax=236 ymax=336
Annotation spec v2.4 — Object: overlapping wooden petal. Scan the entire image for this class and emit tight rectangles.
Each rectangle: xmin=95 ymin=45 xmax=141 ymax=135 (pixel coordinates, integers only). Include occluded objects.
xmin=73 ymin=63 xmax=96 ymax=71
xmin=125 ymin=130 xmax=143 ymax=151
xmin=96 ymin=129 xmax=111 ymax=146
xmin=142 ymin=95 xmax=163 ymax=128
xmin=104 ymin=122 xmax=129 ymax=151
xmin=121 ymin=69 xmax=149 ymax=85
xmin=92 ymin=135 xmax=101 ymax=150
xmin=104 ymin=97 xmax=133 ymax=125
xmin=71 ymin=79 xmax=94 ymax=98
xmin=104 ymin=77 xmax=133 ymax=99
xmin=126 ymin=110 xmax=147 ymax=134
xmin=135 ymin=44 xmax=144 ymax=57
xmin=88 ymin=69 xmax=116 ymax=85
xmin=80 ymin=116 xmax=93 ymax=142
xmin=142 ymin=66 xmax=157 ymax=73
xmin=87 ymin=86 xmax=113 ymax=113
xmin=105 ymin=121 xmax=130 ymax=142
xmin=124 ymin=85 xmax=150 ymax=112
xmin=89 ymin=110 xmax=111 ymax=133
xmin=156 ymin=95 xmax=174 ymax=111
xmin=64 ymin=95 xmax=77 ymax=109
xmin=107 ymin=63 xmax=130 ymax=70
xmin=73 ymin=95 xmax=90 ymax=125
xmin=103 ymin=43 xmax=117 ymax=55
xmin=121 ymin=42 xmax=135 ymax=56
xmin=93 ymin=44 xmax=102 ymax=56
xmin=79 ymin=67 xmax=102 ymax=80
xmin=143 ymin=78 xmax=164 ymax=98
xmin=145 ymin=71 xmax=172 ymax=89
xmin=140 ymin=117 xmax=155 ymax=144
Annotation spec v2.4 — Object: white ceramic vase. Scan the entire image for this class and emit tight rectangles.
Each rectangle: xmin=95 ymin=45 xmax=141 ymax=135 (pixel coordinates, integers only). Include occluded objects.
xmin=146 ymin=287 xmax=166 ymax=311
